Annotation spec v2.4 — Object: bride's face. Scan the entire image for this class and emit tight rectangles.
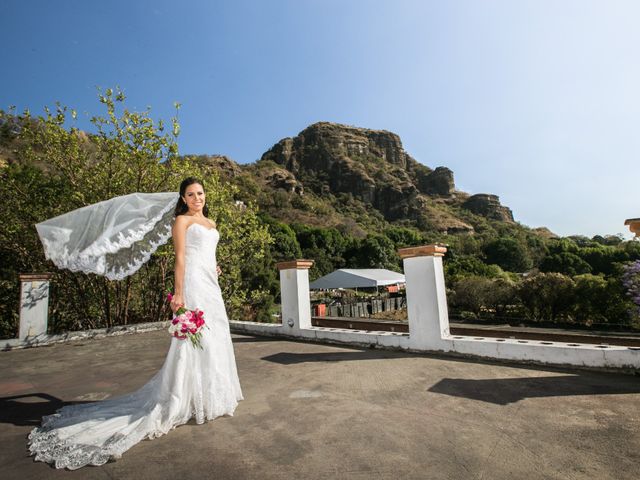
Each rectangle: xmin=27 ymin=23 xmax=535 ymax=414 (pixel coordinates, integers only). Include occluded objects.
xmin=183 ymin=183 xmax=206 ymax=214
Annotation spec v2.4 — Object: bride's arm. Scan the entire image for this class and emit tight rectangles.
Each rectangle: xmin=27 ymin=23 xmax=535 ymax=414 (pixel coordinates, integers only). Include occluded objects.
xmin=171 ymin=216 xmax=189 ymax=312
xmin=208 ymin=219 xmax=221 ymax=276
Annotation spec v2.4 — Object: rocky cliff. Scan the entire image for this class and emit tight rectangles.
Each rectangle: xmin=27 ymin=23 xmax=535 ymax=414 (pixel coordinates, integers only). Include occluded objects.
xmin=462 ymin=194 xmax=514 ymax=223
xmin=258 ymin=122 xmax=475 ymax=232
xmin=189 ymin=154 xmax=242 ymax=178
xmin=191 ymin=121 xmax=516 ymax=234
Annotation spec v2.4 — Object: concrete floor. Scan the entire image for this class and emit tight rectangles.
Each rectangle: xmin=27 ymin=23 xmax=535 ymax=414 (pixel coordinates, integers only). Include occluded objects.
xmin=1 ymin=331 xmax=639 ymax=480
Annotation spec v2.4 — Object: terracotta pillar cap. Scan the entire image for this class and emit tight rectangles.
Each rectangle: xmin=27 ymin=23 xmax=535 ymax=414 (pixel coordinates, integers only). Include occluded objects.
xmin=276 ymin=259 xmax=315 ymax=271
xmin=625 ymin=218 xmax=640 ymax=237
xmin=398 ymin=244 xmax=448 ymax=259
xmin=19 ymin=272 xmax=55 ymax=281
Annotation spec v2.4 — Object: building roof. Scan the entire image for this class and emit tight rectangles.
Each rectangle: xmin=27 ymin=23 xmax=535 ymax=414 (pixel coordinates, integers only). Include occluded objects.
xmin=309 ymin=268 xmax=405 ymax=289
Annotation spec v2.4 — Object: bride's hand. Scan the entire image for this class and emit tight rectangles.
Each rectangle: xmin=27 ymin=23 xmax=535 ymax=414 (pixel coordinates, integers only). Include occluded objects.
xmin=216 ymin=265 xmax=222 ymax=276
xmin=170 ymin=293 xmax=184 ymax=313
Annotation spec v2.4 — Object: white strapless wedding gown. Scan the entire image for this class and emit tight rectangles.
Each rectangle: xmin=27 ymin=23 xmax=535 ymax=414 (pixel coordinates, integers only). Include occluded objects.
xmin=28 ymin=223 xmax=244 ymax=469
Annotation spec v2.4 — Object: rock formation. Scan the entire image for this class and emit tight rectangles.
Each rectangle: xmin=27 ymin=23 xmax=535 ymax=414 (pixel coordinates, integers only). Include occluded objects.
xmin=258 ymin=166 xmax=304 ymax=195
xmin=462 ymin=194 xmax=514 ymax=222
xmin=415 ymin=166 xmax=455 ymax=196
xmin=259 ymin=122 xmax=472 ymax=232
xmin=192 ymin=154 xmax=242 ymax=178
xmin=184 ymin=121 xmax=518 ymax=233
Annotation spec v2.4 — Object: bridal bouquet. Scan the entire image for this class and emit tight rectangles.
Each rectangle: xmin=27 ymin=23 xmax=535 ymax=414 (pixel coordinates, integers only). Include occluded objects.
xmin=166 ymin=292 xmax=207 ymax=349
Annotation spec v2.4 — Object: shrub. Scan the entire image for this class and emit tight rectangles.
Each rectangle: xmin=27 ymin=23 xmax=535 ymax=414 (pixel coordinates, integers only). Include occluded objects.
xmin=517 ymin=272 xmax=575 ymax=322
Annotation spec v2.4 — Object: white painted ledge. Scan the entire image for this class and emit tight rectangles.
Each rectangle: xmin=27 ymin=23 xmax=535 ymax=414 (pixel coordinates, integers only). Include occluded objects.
xmin=1 ymin=320 xmax=171 ymax=351
xmin=229 ymin=320 xmax=640 ymax=370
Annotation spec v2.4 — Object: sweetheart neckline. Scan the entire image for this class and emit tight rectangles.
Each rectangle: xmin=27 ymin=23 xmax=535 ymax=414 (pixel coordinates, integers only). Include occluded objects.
xmin=187 ymin=222 xmax=218 ymax=233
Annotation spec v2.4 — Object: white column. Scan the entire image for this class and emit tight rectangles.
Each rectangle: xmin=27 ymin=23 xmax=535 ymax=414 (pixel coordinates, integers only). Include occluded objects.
xmin=276 ymin=259 xmax=314 ymax=332
xmin=19 ymin=273 xmax=54 ymax=341
xmin=398 ymin=245 xmax=450 ymax=350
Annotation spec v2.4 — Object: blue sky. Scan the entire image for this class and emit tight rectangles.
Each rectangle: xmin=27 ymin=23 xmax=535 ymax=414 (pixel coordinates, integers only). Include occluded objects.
xmin=1 ymin=0 xmax=638 ymax=237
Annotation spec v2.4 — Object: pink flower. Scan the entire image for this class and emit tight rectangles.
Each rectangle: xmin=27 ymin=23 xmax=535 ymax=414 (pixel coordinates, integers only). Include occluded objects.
xmin=166 ymin=292 xmax=173 ymax=302
xmin=166 ymin=303 xmax=206 ymax=348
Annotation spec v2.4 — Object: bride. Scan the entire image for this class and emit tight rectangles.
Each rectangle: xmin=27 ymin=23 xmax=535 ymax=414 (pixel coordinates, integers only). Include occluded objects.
xmin=28 ymin=177 xmax=244 ymax=469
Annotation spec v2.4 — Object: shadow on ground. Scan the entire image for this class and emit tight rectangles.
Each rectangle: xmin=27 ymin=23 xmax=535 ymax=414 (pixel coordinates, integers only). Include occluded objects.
xmin=0 ymin=394 xmax=90 ymax=427
xmin=231 ymin=336 xmax=281 ymax=344
xmin=262 ymin=346 xmax=640 ymax=406
xmin=428 ymin=375 xmax=640 ymax=405
xmin=262 ymin=350 xmax=413 ymax=364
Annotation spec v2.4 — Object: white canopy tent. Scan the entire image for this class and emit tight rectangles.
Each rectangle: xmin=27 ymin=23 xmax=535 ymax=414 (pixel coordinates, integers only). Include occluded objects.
xmin=309 ymin=268 xmax=405 ymax=290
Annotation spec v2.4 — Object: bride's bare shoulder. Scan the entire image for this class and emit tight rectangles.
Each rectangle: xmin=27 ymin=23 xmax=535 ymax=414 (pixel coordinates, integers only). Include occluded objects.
xmin=207 ymin=218 xmax=217 ymax=228
xmin=173 ymin=215 xmax=191 ymax=231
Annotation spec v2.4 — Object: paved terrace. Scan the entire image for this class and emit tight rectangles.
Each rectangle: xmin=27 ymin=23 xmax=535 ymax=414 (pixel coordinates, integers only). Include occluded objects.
xmin=1 ymin=331 xmax=639 ymax=480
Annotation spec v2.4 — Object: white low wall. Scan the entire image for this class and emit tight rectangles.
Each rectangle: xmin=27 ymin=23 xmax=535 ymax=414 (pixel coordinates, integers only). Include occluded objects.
xmin=229 ymin=321 xmax=640 ymax=370
xmin=2 ymin=320 xmax=172 ymax=350
xmin=259 ymin=250 xmax=640 ymax=371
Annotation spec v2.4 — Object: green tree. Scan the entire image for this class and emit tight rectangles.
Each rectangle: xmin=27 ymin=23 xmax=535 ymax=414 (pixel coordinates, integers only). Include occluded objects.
xmin=483 ymin=237 xmax=533 ymax=272
xmin=592 ymin=234 xmax=624 ymax=246
xmin=451 ymin=276 xmax=516 ymax=319
xmin=293 ymin=224 xmax=351 ymax=278
xmin=345 ymin=234 xmax=399 ymax=271
xmin=451 ymin=276 xmax=492 ymax=317
xmin=517 ymin=272 xmax=575 ymax=322
xmin=547 ymin=238 xmax=580 ymax=254
xmin=573 ymin=274 xmax=635 ymax=327
xmin=622 ymin=240 xmax=640 ymax=261
xmin=540 ymin=252 xmax=593 ymax=276
xmin=483 ymin=278 xmax=518 ymax=317
xmin=444 ymin=255 xmax=505 ymax=282
xmin=0 ymin=89 xmax=272 ymax=336
xmin=383 ymin=226 xmax=425 ymax=248
xmin=260 ymin=215 xmax=302 ymax=262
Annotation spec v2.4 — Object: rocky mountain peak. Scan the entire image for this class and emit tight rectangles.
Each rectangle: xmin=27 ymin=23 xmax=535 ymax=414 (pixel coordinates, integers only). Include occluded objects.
xmin=262 ymin=121 xmax=415 ymax=175
xmin=259 ymin=121 xmax=473 ymax=232
xmin=186 ymin=122 xmax=516 ymax=233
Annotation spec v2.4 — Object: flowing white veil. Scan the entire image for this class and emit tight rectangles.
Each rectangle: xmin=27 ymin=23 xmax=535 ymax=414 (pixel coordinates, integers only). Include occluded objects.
xmin=35 ymin=192 xmax=179 ymax=281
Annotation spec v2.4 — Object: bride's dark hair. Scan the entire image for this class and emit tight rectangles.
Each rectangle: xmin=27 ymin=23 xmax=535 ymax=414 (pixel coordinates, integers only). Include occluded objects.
xmin=174 ymin=177 xmax=209 ymax=217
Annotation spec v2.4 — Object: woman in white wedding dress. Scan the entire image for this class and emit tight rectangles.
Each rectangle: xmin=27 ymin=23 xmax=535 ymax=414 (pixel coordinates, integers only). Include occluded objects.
xmin=28 ymin=177 xmax=244 ymax=469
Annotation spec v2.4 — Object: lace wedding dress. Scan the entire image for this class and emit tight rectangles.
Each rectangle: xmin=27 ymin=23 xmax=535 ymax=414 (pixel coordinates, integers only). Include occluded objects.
xmin=28 ymin=222 xmax=244 ymax=469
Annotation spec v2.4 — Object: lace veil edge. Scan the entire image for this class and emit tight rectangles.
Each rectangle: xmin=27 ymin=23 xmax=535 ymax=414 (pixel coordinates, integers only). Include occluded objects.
xmin=35 ymin=192 xmax=179 ymax=280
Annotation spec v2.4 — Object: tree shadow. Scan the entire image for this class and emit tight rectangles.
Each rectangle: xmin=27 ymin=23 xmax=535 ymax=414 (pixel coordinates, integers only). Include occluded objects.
xmin=427 ymin=375 xmax=640 ymax=405
xmin=232 ymin=335 xmax=281 ymax=343
xmin=0 ymin=393 xmax=91 ymax=427
xmin=262 ymin=350 xmax=414 ymax=364
xmin=260 ymin=344 xmax=640 ymax=406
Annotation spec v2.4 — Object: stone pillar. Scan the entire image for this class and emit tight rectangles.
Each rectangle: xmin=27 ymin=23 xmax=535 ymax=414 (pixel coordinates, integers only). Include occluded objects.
xmin=398 ymin=245 xmax=450 ymax=350
xmin=276 ymin=259 xmax=314 ymax=331
xmin=19 ymin=273 xmax=54 ymax=341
